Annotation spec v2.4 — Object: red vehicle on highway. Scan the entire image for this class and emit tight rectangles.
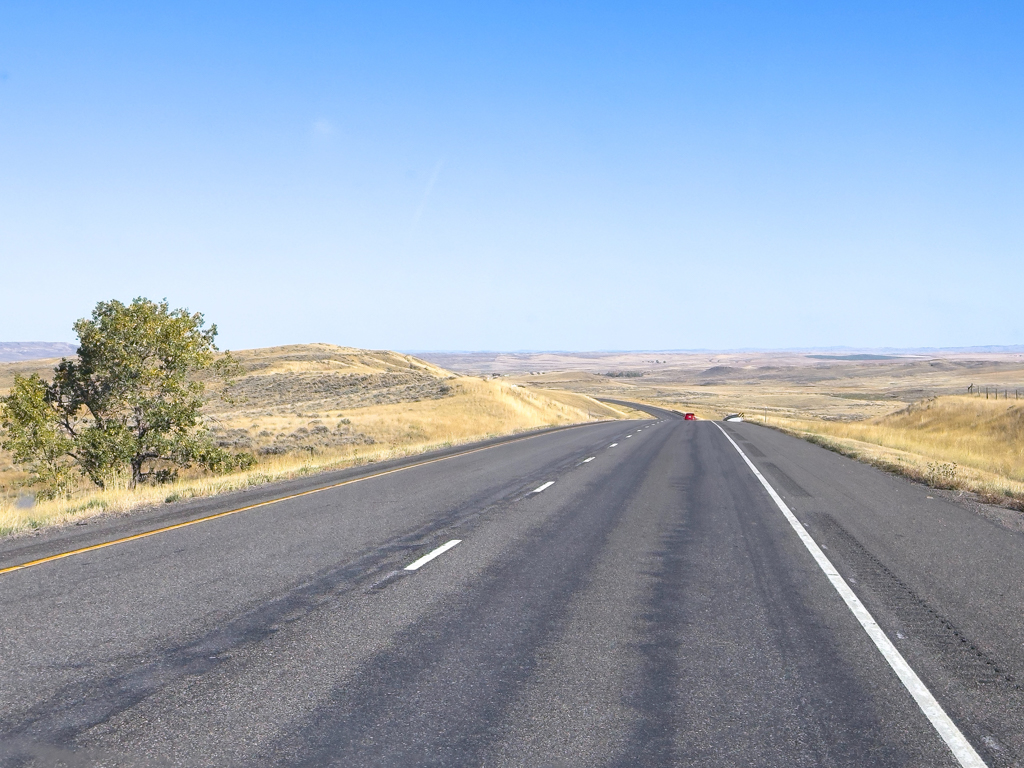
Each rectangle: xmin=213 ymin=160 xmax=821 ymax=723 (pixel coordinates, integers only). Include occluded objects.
xmin=684 ymin=412 xmax=696 ymax=420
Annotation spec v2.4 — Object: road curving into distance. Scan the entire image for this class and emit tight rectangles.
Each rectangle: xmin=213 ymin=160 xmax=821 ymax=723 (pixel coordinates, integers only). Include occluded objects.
xmin=1 ymin=404 xmax=1023 ymax=766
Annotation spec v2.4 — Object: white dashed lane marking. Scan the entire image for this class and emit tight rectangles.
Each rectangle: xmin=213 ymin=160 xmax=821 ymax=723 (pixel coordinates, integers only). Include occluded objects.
xmin=532 ymin=481 xmax=555 ymax=493
xmin=583 ymin=457 xmax=595 ymax=463
xmin=404 ymin=540 xmax=462 ymax=571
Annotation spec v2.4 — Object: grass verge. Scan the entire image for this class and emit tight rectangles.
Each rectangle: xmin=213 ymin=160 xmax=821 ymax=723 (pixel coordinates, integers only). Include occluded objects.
xmin=765 ymin=397 xmax=1024 ymax=512
xmin=0 ymin=434 xmax=517 ymax=536
xmin=0 ymin=377 xmax=618 ymax=537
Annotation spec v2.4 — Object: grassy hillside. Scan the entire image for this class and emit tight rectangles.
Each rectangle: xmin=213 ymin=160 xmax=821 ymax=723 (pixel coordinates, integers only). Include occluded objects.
xmin=0 ymin=344 xmax=622 ymax=535
xmin=771 ymin=396 xmax=1024 ymax=508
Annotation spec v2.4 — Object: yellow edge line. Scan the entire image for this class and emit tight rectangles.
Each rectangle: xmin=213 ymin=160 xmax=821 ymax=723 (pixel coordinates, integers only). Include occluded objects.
xmin=0 ymin=425 xmax=593 ymax=577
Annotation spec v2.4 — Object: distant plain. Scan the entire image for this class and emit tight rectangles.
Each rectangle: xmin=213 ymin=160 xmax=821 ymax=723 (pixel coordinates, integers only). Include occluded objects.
xmin=4 ymin=345 xmax=1022 ymax=535
xmin=423 ymin=350 xmax=1024 ymax=512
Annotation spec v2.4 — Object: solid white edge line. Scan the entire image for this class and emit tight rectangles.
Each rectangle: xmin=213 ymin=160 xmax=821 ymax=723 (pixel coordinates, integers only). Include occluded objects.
xmin=532 ymin=481 xmax=555 ymax=493
xmin=404 ymin=539 xmax=462 ymax=571
xmin=713 ymin=423 xmax=987 ymax=768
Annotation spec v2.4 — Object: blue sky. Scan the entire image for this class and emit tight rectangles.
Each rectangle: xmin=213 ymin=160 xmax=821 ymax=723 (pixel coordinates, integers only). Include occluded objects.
xmin=1 ymin=1 xmax=1021 ymax=351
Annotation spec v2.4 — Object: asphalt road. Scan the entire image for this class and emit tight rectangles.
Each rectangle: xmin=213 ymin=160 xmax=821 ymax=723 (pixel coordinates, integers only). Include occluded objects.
xmin=2 ymin=408 xmax=1023 ymax=767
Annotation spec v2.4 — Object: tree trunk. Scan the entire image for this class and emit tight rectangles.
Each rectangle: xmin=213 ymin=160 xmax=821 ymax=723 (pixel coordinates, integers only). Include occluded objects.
xmin=130 ymin=456 xmax=144 ymax=489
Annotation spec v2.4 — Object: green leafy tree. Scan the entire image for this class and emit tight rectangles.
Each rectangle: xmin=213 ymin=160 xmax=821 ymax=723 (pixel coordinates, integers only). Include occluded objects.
xmin=1 ymin=298 xmax=254 ymax=495
xmin=0 ymin=374 xmax=77 ymax=498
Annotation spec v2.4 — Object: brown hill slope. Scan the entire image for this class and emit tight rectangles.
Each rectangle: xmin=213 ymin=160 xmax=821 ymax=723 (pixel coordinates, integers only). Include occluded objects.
xmin=0 ymin=344 xmax=622 ymax=534
xmin=0 ymin=342 xmax=78 ymax=363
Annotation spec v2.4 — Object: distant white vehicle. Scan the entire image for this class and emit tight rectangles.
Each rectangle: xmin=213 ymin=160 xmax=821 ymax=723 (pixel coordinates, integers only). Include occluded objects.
xmin=724 ymin=413 xmax=744 ymax=422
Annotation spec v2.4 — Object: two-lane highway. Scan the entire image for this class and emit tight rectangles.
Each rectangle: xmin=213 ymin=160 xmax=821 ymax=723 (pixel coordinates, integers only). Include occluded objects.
xmin=1 ymin=409 xmax=1022 ymax=766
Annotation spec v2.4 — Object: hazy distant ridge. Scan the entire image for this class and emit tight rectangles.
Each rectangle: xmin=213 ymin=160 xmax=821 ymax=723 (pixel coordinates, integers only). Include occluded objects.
xmin=0 ymin=342 xmax=78 ymax=362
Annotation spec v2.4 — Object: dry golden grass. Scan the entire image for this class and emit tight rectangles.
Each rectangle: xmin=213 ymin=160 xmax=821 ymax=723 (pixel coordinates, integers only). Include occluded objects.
xmin=0 ymin=445 xmax=436 ymax=536
xmin=0 ymin=361 xmax=618 ymax=536
xmin=773 ymin=396 xmax=1024 ymax=480
xmin=785 ymin=430 xmax=1024 ymax=507
xmin=214 ymin=343 xmax=452 ymax=378
xmin=506 ymin=386 xmax=635 ymax=419
xmin=318 ymin=377 xmax=617 ymax=447
xmin=761 ymin=396 xmax=1024 ymax=507
xmin=0 ymin=356 xmax=65 ymax=391
xmin=494 ymin=353 xmax=1024 ymax=509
